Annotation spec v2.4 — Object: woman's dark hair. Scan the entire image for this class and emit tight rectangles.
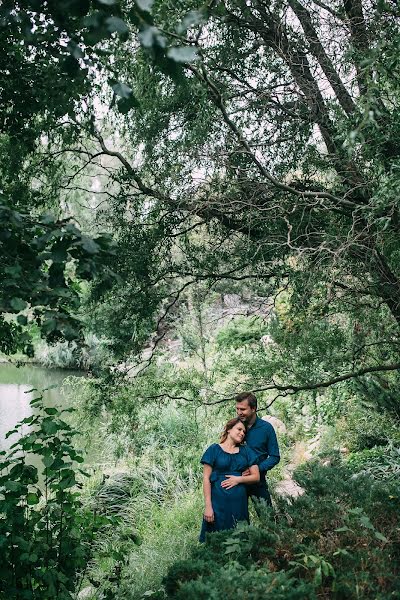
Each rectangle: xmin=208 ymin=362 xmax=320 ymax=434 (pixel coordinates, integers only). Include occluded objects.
xmin=220 ymin=417 xmax=247 ymax=443
xmin=235 ymin=391 xmax=257 ymax=410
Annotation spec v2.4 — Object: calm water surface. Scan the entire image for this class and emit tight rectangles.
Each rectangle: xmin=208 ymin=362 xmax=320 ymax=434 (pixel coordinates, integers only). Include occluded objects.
xmin=0 ymin=362 xmax=82 ymax=452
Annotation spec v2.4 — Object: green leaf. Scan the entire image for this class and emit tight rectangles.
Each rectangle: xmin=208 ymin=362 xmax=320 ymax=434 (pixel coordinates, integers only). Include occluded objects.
xmin=42 ymin=420 xmax=59 ymax=435
xmin=17 ymin=315 xmax=28 ymax=326
xmin=359 ymin=515 xmax=374 ymax=530
xmin=374 ymin=531 xmax=388 ymax=543
xmin=106 ymin=16 xmax=129 ymax=35
xmin=348 ymin=507 xmax=363 ymax=515
xmin=4 ymin=481 xmax=22 ymax=492
xmin=333 ymin=548 xmax=352 ymax=557
xmin=112 ymin=82 xmax=133 ymax=100
xmin=44 ymin=408 xmax=58 ymax=415
xmin=167 ymin=46 xmax=198 ymax=63
xmin=43 ymin=455 xmax=54 ymax=468
xmin=335 ymin=526 xmax=351 ymax=533
xmin=27 ymin=492 xmax=40 ymax=505
xmin=97 ymin=0 xmax=118 ymax=4
xmin=136 ymin=0 xmax=154 ymax=12
xmin=10 ymin=297 xmax=28 ymax=312
xmin=73 ymin=455 xmax=85 ymax=463
xmin=42 ymin=319 xmax=58 ymax=334
xmin=58 ymin=473 xmax=76 ymax=489
xmin=314 ymin=565 xmax=322 ymax=586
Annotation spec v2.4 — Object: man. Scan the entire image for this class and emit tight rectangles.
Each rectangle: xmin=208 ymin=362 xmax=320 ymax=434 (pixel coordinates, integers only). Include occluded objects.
xmin=236 ymin=391 xmax=280 ymax=506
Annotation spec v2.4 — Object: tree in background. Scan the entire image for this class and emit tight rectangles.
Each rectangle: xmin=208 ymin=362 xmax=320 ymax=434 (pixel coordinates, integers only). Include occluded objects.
xmin=59 ymin=0 xmax=400 ymax=405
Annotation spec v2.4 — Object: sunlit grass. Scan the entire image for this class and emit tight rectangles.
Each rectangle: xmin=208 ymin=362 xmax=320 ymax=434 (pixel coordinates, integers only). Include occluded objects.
xmin=117 ymin=489 xmax=202 ymax=599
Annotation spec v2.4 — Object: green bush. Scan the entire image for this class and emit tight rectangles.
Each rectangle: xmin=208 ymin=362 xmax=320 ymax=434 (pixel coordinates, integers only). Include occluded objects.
xmin=0 ymin=390 xmax=108 ymax=599
xmin=346 ymin=444 xmax=400 ymax=481
xmin=163 ymin=458 xmax=400 ymax=599
xmin=337 ymin=403 xmax=400 ymax=451
xmin=215 ymin=316 xmax=268 ymax=349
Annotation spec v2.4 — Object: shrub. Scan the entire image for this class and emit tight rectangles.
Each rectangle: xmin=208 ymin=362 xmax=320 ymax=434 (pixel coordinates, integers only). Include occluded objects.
xmin=336 ymin=403 xmax=400 ymax=451
xmin=215 ymin=316 xmax=268 ymax=349
xmin=346 ymin=444 xmax=400 ymax=481
xmin=163 ymin=458 xmax=400 ymax=599
xmin=0 ymin=390 xmax=108 ymax=599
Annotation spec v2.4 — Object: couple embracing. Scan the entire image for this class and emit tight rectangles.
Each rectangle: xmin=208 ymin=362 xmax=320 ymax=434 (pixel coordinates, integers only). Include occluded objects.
xmin=199 ymin=392 xmax=280 ymax=542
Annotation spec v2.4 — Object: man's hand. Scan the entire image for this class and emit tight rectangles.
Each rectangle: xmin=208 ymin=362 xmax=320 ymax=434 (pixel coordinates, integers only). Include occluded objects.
xmin=241 ymin=468 xmax=251 ymax=477
xmin=221 ymin=475 xmax=241 ymax=489
xmin=204 ymin=506 xmax=214 ymax=523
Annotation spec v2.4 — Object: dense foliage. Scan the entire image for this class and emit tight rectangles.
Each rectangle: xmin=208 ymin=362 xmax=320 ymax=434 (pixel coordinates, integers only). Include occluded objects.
xmin=39 ymin=0 xmax=398 ymax=408
xmin=1 ymin=1 xmax=400 ymax=599
xmin=0 ymin=391 xmax=110 ymax=599
xmin=163 ymin=457 xmax=400 ymax=599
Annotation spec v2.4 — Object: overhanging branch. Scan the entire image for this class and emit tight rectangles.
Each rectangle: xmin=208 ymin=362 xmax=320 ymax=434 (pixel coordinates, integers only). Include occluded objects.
xmin=143 ymin=362 xmax=400 ymax=406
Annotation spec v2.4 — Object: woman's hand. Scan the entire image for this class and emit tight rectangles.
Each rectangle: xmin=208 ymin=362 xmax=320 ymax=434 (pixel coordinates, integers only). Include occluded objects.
xmin=221 ymin=475 xmax=241 ymax=489
xmin=204 ymin=505 xmax=214 ymax=523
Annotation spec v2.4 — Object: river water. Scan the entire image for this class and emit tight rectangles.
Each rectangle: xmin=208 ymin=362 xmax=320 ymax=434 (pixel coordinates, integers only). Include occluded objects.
xmin=0 ymin=362 xmax=81 ymax=453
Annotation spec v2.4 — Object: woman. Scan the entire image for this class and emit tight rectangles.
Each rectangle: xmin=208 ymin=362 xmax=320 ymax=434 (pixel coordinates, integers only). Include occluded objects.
xmin=199 ymin=417 xmax=260 ymax=542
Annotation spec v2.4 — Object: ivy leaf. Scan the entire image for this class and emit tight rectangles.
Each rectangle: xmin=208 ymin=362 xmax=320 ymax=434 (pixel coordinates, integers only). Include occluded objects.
xmin=167 ymin=46 xmax=198 ymax=63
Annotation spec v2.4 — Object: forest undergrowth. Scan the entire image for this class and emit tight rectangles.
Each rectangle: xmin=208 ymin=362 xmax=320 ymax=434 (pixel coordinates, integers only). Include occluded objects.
xmin=63 ymin=367 xmax=400 ymax=600
xmin=2 ymin=313 xmax=400 ymax=600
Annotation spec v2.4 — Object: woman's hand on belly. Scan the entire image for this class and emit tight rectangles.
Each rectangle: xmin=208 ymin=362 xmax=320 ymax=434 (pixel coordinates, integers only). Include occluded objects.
xmin=221 ymin=475 xmax=242 ymax=489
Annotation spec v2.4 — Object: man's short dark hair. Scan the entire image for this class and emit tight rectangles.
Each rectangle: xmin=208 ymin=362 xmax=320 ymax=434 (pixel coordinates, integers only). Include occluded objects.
xmin=235 ymin=392 xmax=257 ymax=410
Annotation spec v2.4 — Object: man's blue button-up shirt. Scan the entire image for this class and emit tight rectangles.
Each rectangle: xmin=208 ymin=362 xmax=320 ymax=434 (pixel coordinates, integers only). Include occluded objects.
xmin=245 ymin=416 xmax=280 ymax=477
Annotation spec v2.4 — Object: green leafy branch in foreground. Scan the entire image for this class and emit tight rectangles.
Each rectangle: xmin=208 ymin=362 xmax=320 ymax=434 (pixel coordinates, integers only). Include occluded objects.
xmin=0 ymin=388 xmax=110 ymax=600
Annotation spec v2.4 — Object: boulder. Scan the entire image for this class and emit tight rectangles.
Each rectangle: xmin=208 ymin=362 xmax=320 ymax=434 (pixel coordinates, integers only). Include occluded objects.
xmin=261 ymin=415 xmax=287 ymax=434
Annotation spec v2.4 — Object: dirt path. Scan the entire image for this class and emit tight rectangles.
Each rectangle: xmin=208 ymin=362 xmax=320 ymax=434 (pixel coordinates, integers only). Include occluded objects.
xmin=275 ymin=435 xmax=321 ymax=499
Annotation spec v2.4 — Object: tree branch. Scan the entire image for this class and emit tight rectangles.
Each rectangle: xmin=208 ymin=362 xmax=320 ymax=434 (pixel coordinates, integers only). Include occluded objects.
xmin=189 ymin=64 xmax=357 ymax=210
xmin=143 ymin=363 xmax=400 ymax=406
xmin=288 ymin=0 xmax=356 ymax=116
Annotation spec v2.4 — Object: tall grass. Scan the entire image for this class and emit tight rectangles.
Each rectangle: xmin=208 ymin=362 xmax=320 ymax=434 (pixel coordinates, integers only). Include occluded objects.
xmin=117 ymin=490 xmax=202 ymax=599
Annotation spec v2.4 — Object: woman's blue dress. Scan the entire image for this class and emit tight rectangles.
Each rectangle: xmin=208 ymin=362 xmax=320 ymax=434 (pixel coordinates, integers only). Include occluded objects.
xmin=199 ymin=443 xmax=258 ymax=542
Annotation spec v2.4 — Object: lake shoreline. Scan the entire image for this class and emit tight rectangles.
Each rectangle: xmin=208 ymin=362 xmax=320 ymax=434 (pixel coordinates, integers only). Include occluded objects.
xmin=0 ymin=356 xmax=88 ymax=372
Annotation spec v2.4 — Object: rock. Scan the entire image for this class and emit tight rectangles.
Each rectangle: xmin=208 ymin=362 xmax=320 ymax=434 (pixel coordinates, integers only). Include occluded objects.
xmin=275 ymin=479 xmax=305 ymax=498
xmin=78 ymin=587 xmax=95 ymax=600
xmin=262 ymin=415 xmax=287 ymax=434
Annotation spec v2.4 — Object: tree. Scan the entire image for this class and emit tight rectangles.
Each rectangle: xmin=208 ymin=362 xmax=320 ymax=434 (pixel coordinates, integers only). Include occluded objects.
xmin=0 ymin=0 xmax=121 ymax=354
xmin=0 ymin=0 xmax=218 ymax=355
xmin=62 ymin=0 xmax=400 ymax=401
